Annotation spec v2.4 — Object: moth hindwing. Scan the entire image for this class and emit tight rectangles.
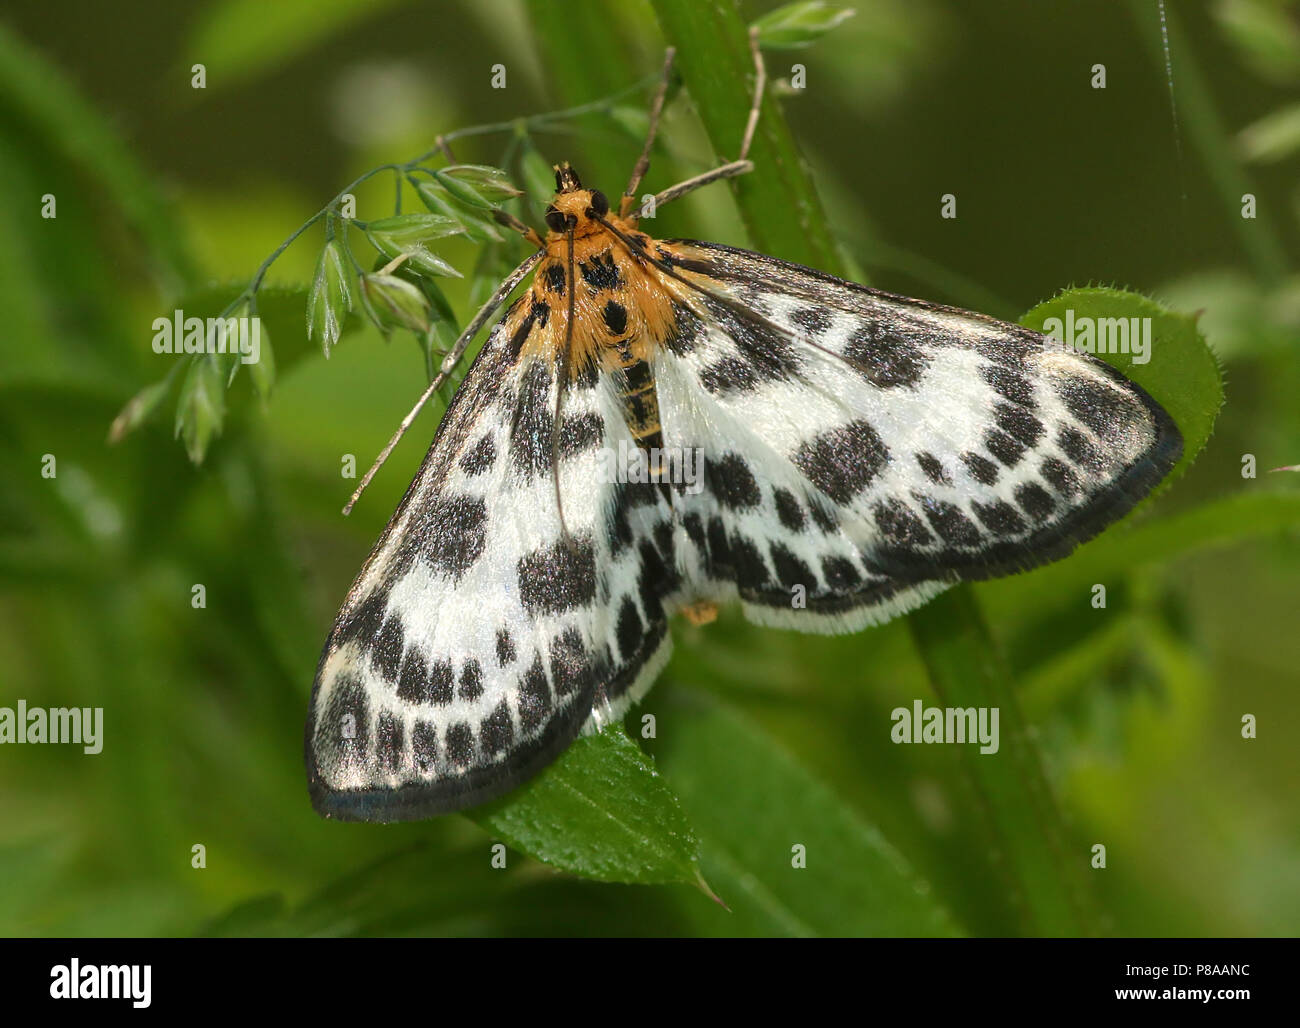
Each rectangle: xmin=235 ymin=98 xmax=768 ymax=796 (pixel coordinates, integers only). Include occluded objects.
xmin=306 ymin=180 xmax=1180 ymax=822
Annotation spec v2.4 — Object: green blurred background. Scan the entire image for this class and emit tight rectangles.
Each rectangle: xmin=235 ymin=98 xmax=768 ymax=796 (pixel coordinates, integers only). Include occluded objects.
xmin=1 ymin=0 xmax=1297 ymax=936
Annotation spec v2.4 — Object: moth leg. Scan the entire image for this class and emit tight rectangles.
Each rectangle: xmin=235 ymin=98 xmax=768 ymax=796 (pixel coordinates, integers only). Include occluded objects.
xmin=680 ymin=601 xmax=719 ymax=627
xmin=636 ymin=26 xmax=766 ymax=218
xmin=492 ymin=208 xmax=545 ymax=249
xmin=619 ymin=48 xmax=678 ymax=219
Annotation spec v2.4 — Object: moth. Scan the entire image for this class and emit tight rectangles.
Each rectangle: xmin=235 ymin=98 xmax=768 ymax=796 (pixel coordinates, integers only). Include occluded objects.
xmin=306 ymin=42 xmax=1181 ymax=822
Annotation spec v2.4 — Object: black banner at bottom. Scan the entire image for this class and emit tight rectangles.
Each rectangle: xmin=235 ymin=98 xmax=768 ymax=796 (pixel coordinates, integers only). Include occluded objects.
xmin=0 ymin=937 xmax=1285 ymax=1014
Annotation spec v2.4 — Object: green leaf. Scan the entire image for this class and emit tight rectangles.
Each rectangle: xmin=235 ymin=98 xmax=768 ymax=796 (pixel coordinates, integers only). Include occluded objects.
xmin=435 ymin=164 xmax=522 ymax=205
xmin=1238 ymin=101 xmax=1300 ymax=163
xmin=752 ymin=1 xmax=856 ymax=50
xmin=247 ymin=318 xmax=275 ymax=398
xmin=108 ymin=375 xmax=177 ymax=444
xmin=656 ymin=692 xmax=961 ymax=935
xmin=415 ymin=182 xmax=504 ymax=243
xmin=307 ymin=239 xmax=353 ymax=357
xmin=366 ymin=212 xmax=464 ymax=241
xmin=366 ymin=215 xmax=464 ymax=279
xmin=1210 ymin=0 xmax=1300 ymax=84
xmin=1020 ymin=286 xmax=1224 ymax=487
xmin=519 ymin=140 xmax=558 ymax=210
xmin=389 ymin=261 xmax=460 ymax=381
xmin=173 ymin=356 xmax=225 ymax=463
xmin=358 ymin=272 xmax=431 ymax=336
xmin=470 ymin=727 xmax=701 ymax=886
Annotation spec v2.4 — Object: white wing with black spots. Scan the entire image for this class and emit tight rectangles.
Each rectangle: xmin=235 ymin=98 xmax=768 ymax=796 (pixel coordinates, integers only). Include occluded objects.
xmin=650 ymin=241 xmax=1182 ymax=632
xmin=306 ymin=303 xmax=676 ymax=822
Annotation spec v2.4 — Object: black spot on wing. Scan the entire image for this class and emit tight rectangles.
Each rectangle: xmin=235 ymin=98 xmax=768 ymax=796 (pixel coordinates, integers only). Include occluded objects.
xmin=995 ymin=402 xmax=1045 ymax=447
xmin=873 ymin=498 xmax=933 ymax=547
xmin=916 ymin=452 xmax=952 ymax=487
xmin=971 ymin=500 xmax=1027 ymax=537
xmin=1015 ymin=482 xmax=1056 ymax=521
xmin=559 ymin=411 xmax=604 ymax=460
xmin=701 ymin=294 xmax=803 ymax=383
xmin=517 ymin=537 xmax=597 ymax=615
xmin=459 ymin=434 xmax=497 ymax=476
xmin=1040 ymin=456 xmax=1081 ymax=496
xmin=446 ymin=722 xmax=475 ymax=768
xmin=770 ymin=542 xmax=815 ymax=591
xmin=843 ymin=321 xmax=930 ymax=388
xmin=428 ymin=660 xmax=454 ymax=705
xmin=424 ymin=495 xmax=488 ymax=579
xmin=479 ymin=700 xmax=514 ymax=756
xmin=700 ymin=356 xmax=759 ymax=395
xmin=707 ymin=452 xmax=762 ymax=511
xmin=376 ymin=712 xmax=403 ymax=772
xmin=457 ymin=660 xmax=483 ymax=701
xmin=372 ymin=614 xmax=405 ymax=683
xmin=1055 ymin=373 xmax=1144 ymax=438
xmin=320 ymin=673 xmax=369 ymax=771
xmin=636 ymin=538 xmax=678 ymax=620
xmin=616 ymin=596 xmax=644 ymax=661
xmin=791 ymin=305 xmax=833 ymax=335
xmin=336 ymin=589 xmax=386 ymax=652
xmin=507 ymin=302 xmax=540 ymax=361
xmin=496 ymin=628 xmax=516 ymax=668
xmin=915 ymin=495 xmax=982 ymax=547
xmin=1058 ymin=426 xmax=1103 ymax=471
xmin=395 ymin=648 xmax=428 ymax=703
xmin=793 ymin=420 xmax=889 ymax=504
xmin=980 ymin=363 xmax=1036 ymax=406
xmin=412 ymin=720 xmax=437 ymax=772
xmin=962 ymin=452 xmax=999 ymax=486
xmin=773 ymin=487 xmax=806 ymax=532
xmin=729 ymin=534 xmax=770 ymax=591
xmin=821 ymin=555 xmax=861 ymax=590
xmin=985 ymin=428 xmax=1026 ymax=468
xmin=549 ymin=628 xmax=592 ymax=699
xmin=517 ymin=654 xmax=552 ymax=733
xmin=664 ymin=302 xmax=704 ymax=356
xmin=509 ymin=360 xmax=554 ymax=477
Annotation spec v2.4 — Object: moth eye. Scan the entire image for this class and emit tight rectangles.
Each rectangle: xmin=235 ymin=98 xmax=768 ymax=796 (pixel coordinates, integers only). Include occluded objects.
xmin=588 ymin=190 xmax=609 ymax=218
xmin=544 ymin=206 xmax=567 ymax=232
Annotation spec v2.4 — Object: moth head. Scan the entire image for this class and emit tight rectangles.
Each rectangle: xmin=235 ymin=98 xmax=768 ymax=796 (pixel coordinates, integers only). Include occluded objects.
xmin=544 ymin=163 xmax=610 ymax=236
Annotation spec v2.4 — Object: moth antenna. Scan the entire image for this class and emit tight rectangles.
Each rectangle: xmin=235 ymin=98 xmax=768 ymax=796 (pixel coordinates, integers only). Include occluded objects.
xmin=549 ymin=224 xmax=578 ymax=541
xmin=342 ymin=247 xmax=545 ymax=516
xmin=621 ymin=47 xmax=676 ymax=219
